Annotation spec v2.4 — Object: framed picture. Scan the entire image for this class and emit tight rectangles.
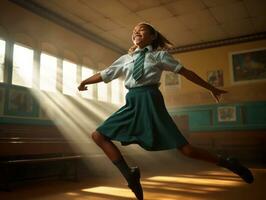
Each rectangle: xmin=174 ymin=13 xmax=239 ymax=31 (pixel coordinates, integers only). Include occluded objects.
xmin=230 ymin=48 xmax=266 ymax=84
xmin=217 ymin=106 xmax=236 ymax=122
xmin=207 ymin=69 xmax=224 ymax=87
xmin=5 ymin=87 xmax=38 ymax=117
xmin=164 ymin=72 xmax=180 ymax=86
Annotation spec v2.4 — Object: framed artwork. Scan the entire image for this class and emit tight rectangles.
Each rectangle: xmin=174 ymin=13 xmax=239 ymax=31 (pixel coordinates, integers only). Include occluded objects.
xmin=164 ymin=72 xmax=180 ymax=86
xmin=207 ymin=70 xmax=224 ymax=87
xmin=217 ymin=106 xmax=236 ymax=122
xmin=5 ymin=88 xmax=38 ymax=117
xmin=230 ymin=48 xmax=266 ymax=83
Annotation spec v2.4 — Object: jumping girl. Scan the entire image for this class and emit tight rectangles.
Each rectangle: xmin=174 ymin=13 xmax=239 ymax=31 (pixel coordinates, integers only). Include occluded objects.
xmin=78 ymin=22 xmax=254 ymax=200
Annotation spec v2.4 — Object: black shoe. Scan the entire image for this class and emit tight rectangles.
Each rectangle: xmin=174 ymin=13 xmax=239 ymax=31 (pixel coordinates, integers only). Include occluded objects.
xmin=127 ymin=167 xmax=143 ymax=200
xmin=217 ymin=156 xmax=254 ymax=184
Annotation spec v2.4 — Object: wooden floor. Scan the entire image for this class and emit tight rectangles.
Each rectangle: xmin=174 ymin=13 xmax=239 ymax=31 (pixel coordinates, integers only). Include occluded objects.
xmin=1 ymin=162 xmax=265 ymax=200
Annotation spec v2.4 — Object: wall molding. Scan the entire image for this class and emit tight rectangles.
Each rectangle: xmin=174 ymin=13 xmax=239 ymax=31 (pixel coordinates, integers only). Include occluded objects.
xmin=169 ymin=32 xmax=266 ymax=54
xmin=168 ymin=101 xmax=266 ymax=132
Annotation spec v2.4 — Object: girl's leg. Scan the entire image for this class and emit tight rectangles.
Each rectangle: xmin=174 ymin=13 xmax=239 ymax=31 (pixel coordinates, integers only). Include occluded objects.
xmin=91 ymin=130 xmax=122 ymax=161
xmin=178 ymin=144 xmax=254 ymax=183
xmin=91 ymin=131 xmax=143 ymax=200
xmin=178 ymin=144 xmax=219 ymax=164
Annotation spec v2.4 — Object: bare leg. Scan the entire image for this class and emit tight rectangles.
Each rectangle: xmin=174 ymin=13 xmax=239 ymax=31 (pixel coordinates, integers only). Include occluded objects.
xmin=178 ymin=144 xmax=254 ymax=183
xmin=91 ymin=131 xmax=122 ymax=161
xmin=178 ymin=144 xmax=219 ymax=164
xmin=91 ymin=131 xmax=144 ymax=199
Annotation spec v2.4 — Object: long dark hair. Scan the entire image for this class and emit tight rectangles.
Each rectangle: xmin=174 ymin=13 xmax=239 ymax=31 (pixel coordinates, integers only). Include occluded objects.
xmin=128 ymin=22 xmax=174 ymax=54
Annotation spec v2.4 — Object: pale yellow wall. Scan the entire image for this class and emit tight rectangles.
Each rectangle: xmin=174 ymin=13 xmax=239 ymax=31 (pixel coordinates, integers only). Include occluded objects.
xmin=161 ymin=40 xmax=266 ymax=108
xmin=0 ymin=0 xmax=120 ymax=70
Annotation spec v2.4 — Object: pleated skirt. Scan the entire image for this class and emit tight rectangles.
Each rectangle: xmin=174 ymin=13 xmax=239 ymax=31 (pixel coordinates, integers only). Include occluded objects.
xmin=96 ymin=84 xmax=189 ymax=151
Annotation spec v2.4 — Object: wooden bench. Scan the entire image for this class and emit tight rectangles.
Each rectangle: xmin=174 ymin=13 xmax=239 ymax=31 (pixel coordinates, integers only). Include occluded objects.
xmin=0 ymin=154 xmax=82 ymax=191
xmin=0 ymin=124 xmax=85 ymax=191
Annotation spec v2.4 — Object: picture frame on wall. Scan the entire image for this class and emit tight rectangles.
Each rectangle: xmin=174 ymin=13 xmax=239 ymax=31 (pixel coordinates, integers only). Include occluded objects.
xmin=207 ymin=69 xmax=224 ymax=87
xmin=230 ymin=48 xmax=266 ymax=84
xmin=4 ymin=87 xmax=38 ymax=117
xmin=217 ymin=106 xmax=236 ymax=122
xmin=164 ymin=71 xmax=180 ymax=87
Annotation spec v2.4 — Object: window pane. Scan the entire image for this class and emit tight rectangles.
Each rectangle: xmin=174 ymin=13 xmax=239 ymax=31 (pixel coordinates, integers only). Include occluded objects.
xmin=0 ymin=39 xmax=5 ymax=82
xmin=111 ymin=79 xmax=122 ymax=104
xmin=97 ymin=82 xmax=108 ymax=102
xmin=12 ymin=44 xmax=34 ymax=87
xmin=81 ymin=66 xmax=93 ymax=99
xmin=40 ymin=53 xmax=57 ymax=92
xmin=63 ymin=60 xmax=77 ymax=96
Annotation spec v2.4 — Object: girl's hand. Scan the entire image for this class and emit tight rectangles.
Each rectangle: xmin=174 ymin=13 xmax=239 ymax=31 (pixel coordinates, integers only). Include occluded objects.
xmin=78 ymin=82 xmax=87 ymax=91
xmin=210 ymin=88 xmax=228 ymax=103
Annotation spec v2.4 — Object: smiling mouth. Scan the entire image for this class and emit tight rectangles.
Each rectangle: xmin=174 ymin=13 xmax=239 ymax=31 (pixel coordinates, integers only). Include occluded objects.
xmin=134 ymin=35 xmax=142 ymax=40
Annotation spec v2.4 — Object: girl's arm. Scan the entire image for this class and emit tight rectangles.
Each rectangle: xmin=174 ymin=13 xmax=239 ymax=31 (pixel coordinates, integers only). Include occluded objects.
xmin=178 ymin=67 xmax=227 ymax=102
xmin=78 ymin=72 xmax=103 ymax=91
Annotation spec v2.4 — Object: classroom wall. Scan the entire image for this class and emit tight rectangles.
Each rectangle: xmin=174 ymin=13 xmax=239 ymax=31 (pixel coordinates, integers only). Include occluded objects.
xmin=161 ymin=40 xmax=266 ymax=163
xmin=161 ymin=40 xmax=266 ymax=132
xmin=162 ymin=39 xmax=266 ymax=107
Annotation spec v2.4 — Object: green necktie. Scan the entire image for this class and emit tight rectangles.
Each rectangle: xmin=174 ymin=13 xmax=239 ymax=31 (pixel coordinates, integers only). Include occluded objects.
xmin=133 ymin=48 xmax=148 ymax=81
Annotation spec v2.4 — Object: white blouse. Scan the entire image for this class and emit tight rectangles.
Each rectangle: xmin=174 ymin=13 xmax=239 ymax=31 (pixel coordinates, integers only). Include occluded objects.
xmin=99 ymin=45 xmax=183 ymax=89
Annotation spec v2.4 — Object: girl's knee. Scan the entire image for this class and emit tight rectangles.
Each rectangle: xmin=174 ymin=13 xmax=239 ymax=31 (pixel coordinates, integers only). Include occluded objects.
xmin=91 ymin=131 xmax=106 ymax=144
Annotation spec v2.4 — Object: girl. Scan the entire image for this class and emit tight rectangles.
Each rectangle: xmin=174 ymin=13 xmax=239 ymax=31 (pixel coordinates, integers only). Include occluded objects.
xmin=78 ymin=22 xmax=254 ymax=200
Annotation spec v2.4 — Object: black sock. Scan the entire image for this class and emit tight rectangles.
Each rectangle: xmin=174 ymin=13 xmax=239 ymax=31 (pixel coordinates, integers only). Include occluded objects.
xmin=113 ymin=157 xmax=132 ymax=182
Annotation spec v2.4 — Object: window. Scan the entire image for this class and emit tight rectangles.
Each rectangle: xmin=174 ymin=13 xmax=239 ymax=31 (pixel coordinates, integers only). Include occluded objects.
xmin=12 ymin=44 xmax=34 ymax=87
xmin=97 ymin=82 xmax=108 ymax=102
xmin=81 ymin=66 xmax=93 ymax=99
xmin=111 ymin=78 xmax=122 ymax=104
xmin=62 ymin=60 xmax=78 ymax=96
xmin=0 ymin=39 xmax=5 ymax=82
xmin=40 ymin=53 xmax=57 ymax=92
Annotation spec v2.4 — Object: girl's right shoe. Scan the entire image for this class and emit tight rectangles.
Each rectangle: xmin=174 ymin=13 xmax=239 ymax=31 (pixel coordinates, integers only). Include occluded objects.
xmin=217 ymin=155 xmax=254 ymax=184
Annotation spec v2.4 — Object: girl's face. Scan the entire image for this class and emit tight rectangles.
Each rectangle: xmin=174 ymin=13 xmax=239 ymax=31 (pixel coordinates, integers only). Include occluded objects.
xmin=132 ymin=24 xmax=155 ymax=48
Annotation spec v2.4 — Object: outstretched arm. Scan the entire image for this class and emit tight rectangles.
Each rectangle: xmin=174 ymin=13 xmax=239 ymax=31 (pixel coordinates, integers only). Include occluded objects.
xmin=178 ymin=67 xmax=227 ymax=103
xmin=78 ymin=72 xmax=103 ymax=91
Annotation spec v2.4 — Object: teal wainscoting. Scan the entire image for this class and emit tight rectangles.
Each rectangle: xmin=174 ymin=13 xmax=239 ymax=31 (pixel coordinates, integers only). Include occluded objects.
xmin=168 ymin=101 xmax=266 ymax=132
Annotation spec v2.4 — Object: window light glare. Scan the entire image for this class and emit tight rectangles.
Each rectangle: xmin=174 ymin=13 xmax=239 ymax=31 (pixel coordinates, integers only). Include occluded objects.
xmin=13 ymin=44 xmax=34 ymax=87
xmin=40 ymin=53 xmax=57 ymax=92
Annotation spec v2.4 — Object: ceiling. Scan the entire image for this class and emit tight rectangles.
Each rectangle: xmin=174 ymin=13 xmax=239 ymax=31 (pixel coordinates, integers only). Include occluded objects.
xmin=13 ymin=0 xmax=266 ymax=53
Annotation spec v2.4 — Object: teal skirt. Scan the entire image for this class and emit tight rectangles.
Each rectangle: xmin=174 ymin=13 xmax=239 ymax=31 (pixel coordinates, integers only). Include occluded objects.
xmin=96 ymin=84 xmax=189 ymax=151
